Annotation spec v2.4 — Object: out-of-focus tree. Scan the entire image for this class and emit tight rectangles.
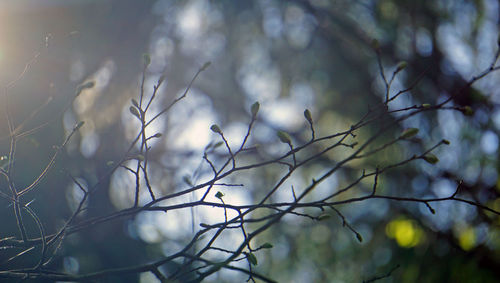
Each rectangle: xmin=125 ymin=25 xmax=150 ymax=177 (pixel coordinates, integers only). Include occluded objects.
xmin=0 ymin=1 xmax=499 ymax=282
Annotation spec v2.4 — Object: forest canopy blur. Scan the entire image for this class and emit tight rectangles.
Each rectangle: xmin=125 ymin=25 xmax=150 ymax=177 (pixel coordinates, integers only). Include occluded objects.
xmin=0 ymin=1 xmax=500 ymax=282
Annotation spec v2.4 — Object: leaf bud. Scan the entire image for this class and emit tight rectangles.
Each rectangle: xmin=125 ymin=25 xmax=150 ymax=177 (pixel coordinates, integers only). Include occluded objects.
xmin=183 ymin=175 xmax=193 ymax=186
xmin=277 ymin=130 xmax=292 ymax=145
xmin=317 ymin=214 xmax=331 ymax=221
xmin=395 ymin=61 xmax=407 ymax=72
xmin=131 ymin=99 xmax=139 ymax=108
xmin=200 ymin=223 xmax=210 ymax=228
xmin=422 ymin=154 xmax=439 ymax=164
xmin=400 ymin=128 xmax=419 ymax=139
xmin=304 ymin=109 xmax=313 ymax=124
xmin=261 ymin=243 xmax=273 ymax=249
xmin=213 ymin=141 xmax=224 ymax=148
xmin=129 ymin=106 xmax=141 ymax=119
xmin=200 ymin=61 xmax=211 ymax=71
xmin=462 ymin=106 xmax=474 ymax=116
xmin=356 ymin=232 xmax=363 ymax=243
xmin=76 ymin=81 xmax=95 ymax=96
xmin=210 ymin=124 xmax=222 ymax=134
xmin=247 ymin=253 xmax=258 ymax=265
xmin=158 ymin=75 xmax=166 ymax=84
xmin=251 ymin=101 xmax=260 ymax=117
xmin=215 ymin=191 xmax=224 ymax=199
xmin=428 ymin=206 xmax=436 ymax=214
xmin=74 ymin=121 xmax=85 ymax=130
xmin=143 ymin=53 xmax=151 ymax=67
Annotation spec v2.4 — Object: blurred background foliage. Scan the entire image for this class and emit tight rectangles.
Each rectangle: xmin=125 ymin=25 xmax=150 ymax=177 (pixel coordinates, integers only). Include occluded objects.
xmin=0 ymin=0 xmax=499 ymax=282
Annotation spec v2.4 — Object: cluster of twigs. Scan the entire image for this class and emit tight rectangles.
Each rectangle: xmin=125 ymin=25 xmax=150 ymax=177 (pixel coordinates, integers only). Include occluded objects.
xmin=0 ymin=39 xmax=499 ymax=282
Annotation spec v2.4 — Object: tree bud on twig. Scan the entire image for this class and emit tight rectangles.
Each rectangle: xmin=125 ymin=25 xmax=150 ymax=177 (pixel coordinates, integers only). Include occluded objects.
xmin=400 ymin=128 xmax=419 ymax=139
xmin=143 ymin=53 xmax=151 ymax=67
xmin=183 ymin=175 xmax=193 ymax=186
xmin=395 ymin=61 xmax=407 ymax=73
xmin=461 ymin=106 xmax=474 ymax=116
xmin=200 ymin=61 xmax=211 ymax=71
xmin=277 ymin=130 xmax=292 ymax=145
xmin=74 ymin=121 xmax=85 ymax=130
xmin=251 ymin=101 xmax=260 ymax=117
xmin=304 ymin=109 xmax=313 ymax=124
xmin=247 ymin=253 xmax=258 ymax=265
xmin=210 ymin=124 xmax=222 ymax=134
xmin=76 ymin=81 xmax=95 ymax=96
xmin=317 ymin=214 xmax=331 ymax=221
xmin=356 ymin=232 xmax=363 ymax=243
xmin=215 ymin=191 xmax=224 ymax=199
xmin=261 ymin=243 xmax=273 ymax=249
xmin=158 ymin=75 xmax=166 ymax=84
xmin=422 ymin=154 xmax=439 ymax=164
xmin=129 ymin=106 xmax=141 ymax=119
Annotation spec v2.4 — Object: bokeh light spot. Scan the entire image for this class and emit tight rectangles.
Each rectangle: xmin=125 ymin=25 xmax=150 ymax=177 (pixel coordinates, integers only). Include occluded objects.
xmin=458 ymin=226 xmax=476 ymax=251
xmin=480 ymin=131 xmax=498 ymax=154
xmin=386 ymin=218 xmax=425 ymax=248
